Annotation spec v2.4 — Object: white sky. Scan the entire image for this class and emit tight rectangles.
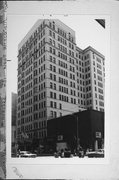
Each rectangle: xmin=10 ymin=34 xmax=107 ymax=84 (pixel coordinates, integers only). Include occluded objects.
xmin=7 ymin=14 xmax=106 ymax=94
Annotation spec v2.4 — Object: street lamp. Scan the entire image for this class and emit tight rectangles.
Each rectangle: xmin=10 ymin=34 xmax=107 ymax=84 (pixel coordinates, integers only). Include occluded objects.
xmin=72 ymin=113 xmax=80 ymax=152
xmin=76 ymin=115 xmax=79 ymax=151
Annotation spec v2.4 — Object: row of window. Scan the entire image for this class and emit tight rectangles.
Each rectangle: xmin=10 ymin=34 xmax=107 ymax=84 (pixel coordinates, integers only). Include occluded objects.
xmin=85 ymin=73 xmax=90 ymax=79
xmin=19 ymin=122 xmax=47 ymax=137
xmin=58 ymin=43 xmax=67 ymax=54
xmin=50 ymin=73 xmax=56 ymax=81
xmin=39 ymin=55 xmax=46 ymax=65
xmin=34 ymin=101 xmax=46 ymax=111
xmin=71 ymin=89 xmax=76 ymax=96
xmin=59 ymin=68 xmax=68 ymax=77
xmin=25 ymin=66 xmax=32 ymax=78
xmin=69 ymin=49 xmax=74 ymax=58
xmin=58 ymin=35 xmax=67 ymax=46
xmin=34 ymin=110 xmax=46 ymax=120
xmin=50 ymin=91 xmax=57 ymax=99
xmin=25 ymin=29 xmax=45 ymax=52
xmin=49 ymin=22 xmax=75 ymax=43
xmin=25 ymin=58 xmax=33 ymax=69
xmin=98 ymin=75 xmax=103 ymax=81
xmin=39 ymin=37 xmax=45 ymax=48
xmin=77 ymin=74 xmax=85 ymax=80
xmin=24 ymin=90 xmax=32 ymax=100
xmin=76 ymin=54 xmax=83 ymax=61
xmin=59 ymin=94 xmax=69 ymax=102
xmin=50 ymin=82 xmax=56 ymax=90
xmin=85 ymin=66 xmax=90 ymax=73
xmin=69 ymin=57 xmax=75 ymax=65
xmin=49 ymin=46 xmax=56 ymax=55
xmin=58 ymin=59 xmax=67 ymax=69
xmin=99 ymin=101 xmax=104 ymax=107
xmin=76 ymin=67 xmax=84 ymax=74
xmin=39 ymin=82 xmax=46 ymax=91
xmin=39 ymin=64 xmax=46 ymax=74
xmin=97 ymin=69 xmax=102 ymax=75
xmin=49 ymin=30 xmax=55 ymax=39
xmin=50 ymin=64 xmax=56 ymax=72
xmin=70 ymin=65 xmax=75 ymax=73
xmin=39 ymin=91 xmax=46 ymax=100
xmin=50 ymin=110 xmax=57 ymax=118
xmin=50 ymin=55 xmax=56 ymax=64
xmin=58 ymin=51 xmax=67 ymax=60
xmin=50 ymin=64 xmax=75 ymax=77
xmin=38 ymin=46 xmax=45 ymax=57
xmin=20 ymin=107 xmax=33 ymax=117
xmin=33 ymin=86 xmax=38 ymax=94
xmin=87 ymin=99 xmax=92 ymax=105
xmin=34 ymin=61 xmax=38 ymax=69
xmin=59 ymin=85 xmax=68 ymax=94
xmin=49 ymin=38 xmax=55 ymax=47
xmin=70 ymin=81 xmax=76 ymax=88
xmin=57 ymin=27 xmax=67 ymax=39
xmin=59 ymin=77 xmax=68 ymax=85
xmin=18 ymin=129 xmax=47 ymax=139
xmin=50 ymin=81 xmax=76 ymax=91
xmin=50 ymin=101 xmax=57 ymax=108
xmin=78 ymin=99 xmax=86 ymax=106
xmin=39 ymin=73 xmax=45 ymax=82
xmin=98 ymin=82 xmax=103 ymax=88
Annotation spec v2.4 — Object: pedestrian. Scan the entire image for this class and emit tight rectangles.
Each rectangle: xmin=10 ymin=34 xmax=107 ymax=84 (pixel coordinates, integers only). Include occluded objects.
xmin=18 ymin=149 xmax=20 ymax=157
xmin=61 ymin=149 xmax=64 ymax=158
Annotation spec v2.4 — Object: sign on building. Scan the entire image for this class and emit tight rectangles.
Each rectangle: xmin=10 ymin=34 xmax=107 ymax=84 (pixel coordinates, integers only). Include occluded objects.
xmin=96 ymin=132 xmax=101 ymax=138
xmin=57 ymin=135 xmax=63 ymax=141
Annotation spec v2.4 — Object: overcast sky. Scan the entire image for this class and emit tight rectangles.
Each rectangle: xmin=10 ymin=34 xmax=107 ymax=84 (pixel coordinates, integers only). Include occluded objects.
xmin=7 ymin=13 xmax=106 ymax=94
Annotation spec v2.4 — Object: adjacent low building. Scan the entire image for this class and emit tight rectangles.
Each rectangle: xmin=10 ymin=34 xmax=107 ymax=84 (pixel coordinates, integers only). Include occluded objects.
xmin=47 ymin=110 xmax=104 ymax=152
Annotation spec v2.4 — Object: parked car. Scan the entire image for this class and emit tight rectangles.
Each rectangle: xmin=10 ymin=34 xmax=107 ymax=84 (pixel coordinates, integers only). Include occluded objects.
xmin=54 ymin=149 xmax=72 ymax=158
xmin=85 ymin=149 xmax=104 ymax=158
xmin=19 ymin=151 xmax=37 ymax=158
xmin=64 ymin=149 xmax=72 ymax=158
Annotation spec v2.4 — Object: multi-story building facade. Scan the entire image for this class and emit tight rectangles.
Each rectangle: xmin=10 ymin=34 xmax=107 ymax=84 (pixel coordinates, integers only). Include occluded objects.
xmin=17 ymin=19 xmax=105 ymax=144
xmin=17 ymin=19 xmax=79 ymax=142
xmin=76 ymin=46 xmax=105 ymax=112
xmin=11 ymin=92 xmax=17 ymax=145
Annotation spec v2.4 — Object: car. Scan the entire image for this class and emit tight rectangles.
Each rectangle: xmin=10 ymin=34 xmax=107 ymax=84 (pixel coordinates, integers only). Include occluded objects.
xmin=19 ymin=151 xmax=37 ymax=158
xmin=64 ymin=149 xmax=72 ymax=158
xmin=54 ymin=149 xmax=72 ymax=158
xmin=85 ymin=149 xmax=104 ymax=158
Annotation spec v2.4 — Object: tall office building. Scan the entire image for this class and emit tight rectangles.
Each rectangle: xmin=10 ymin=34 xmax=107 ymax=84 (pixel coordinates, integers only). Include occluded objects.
xmin=17 ymin=19 xmax=79 ymax=141
xmin=17 ymin=19 xmax=105 ymax=142
xmin=76 ymin=46 xmax=105 ymax=111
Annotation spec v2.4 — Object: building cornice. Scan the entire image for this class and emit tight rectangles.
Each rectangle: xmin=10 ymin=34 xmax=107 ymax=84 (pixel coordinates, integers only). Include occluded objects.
xmin=83 ymin=46 xmax=105 ymax=59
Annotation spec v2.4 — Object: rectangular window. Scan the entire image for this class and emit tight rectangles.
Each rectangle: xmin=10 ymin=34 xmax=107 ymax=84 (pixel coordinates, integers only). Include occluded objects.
xmin=54 ymin=111 xmax=57 ymax=118
xmin=50 ymin=101 xmax=53 ymax=108
xmin=50 ymin=91 xmax=53 ymax=98
xmin=54 ymin=83 xmax=56 ymax=90
xmin=50 ymin=111 xmax=53 ymax=117
xmin=59 ymin=103 xmax=62 ymax=110
xmin=54 ymin=92 xmax=56 ymax=99
xmin=53 ymin=32 xmax=55 ymax=39
xmin=54 ymin=102 xmax=57 ymax=108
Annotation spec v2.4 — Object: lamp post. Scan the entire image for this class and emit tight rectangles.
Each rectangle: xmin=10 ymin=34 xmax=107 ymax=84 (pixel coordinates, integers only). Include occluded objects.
xmin=72 ymin=114 xmax=79 ymax=152
xmin=76 ymin=115 xmax=79 ymax=152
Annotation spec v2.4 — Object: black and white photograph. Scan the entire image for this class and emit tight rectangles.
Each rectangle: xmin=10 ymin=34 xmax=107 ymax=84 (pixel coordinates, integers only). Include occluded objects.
xmin=7 ymin=15 xmax=106 ymax=160
xmin=5 ymin=0 xmax=119 ymax=179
